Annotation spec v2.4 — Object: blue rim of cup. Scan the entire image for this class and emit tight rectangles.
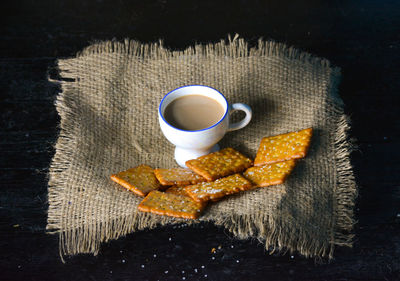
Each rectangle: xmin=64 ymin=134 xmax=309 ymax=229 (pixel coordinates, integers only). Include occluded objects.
xmin=159 ymin=85 xmax=229 ymax=132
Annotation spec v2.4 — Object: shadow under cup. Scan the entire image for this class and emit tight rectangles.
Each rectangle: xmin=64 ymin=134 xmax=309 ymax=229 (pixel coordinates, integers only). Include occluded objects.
xmin=158 ymin=85 xmax=229 ymax=167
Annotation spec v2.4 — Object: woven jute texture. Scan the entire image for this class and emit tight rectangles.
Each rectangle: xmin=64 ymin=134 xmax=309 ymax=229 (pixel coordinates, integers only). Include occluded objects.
xmin=47 ymin=36 xmax=357 ymax=260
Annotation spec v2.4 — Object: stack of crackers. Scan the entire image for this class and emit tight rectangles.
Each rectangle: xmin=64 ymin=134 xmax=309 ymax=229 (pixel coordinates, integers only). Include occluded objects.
xmin=110 ymin=128 xmax=312 ymax=219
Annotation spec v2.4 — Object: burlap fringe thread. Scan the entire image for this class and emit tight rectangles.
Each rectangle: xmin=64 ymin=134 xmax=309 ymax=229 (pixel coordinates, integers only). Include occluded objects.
xmin=47 ymin=35 xmax=357 ymax=262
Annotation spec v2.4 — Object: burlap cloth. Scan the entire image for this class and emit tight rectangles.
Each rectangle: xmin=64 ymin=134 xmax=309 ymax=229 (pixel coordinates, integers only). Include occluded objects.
xmin=47 ymin=36 xmax=357 ymax=260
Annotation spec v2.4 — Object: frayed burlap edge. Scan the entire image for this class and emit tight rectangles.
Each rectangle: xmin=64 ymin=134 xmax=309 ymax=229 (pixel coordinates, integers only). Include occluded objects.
xmin=47 ymin=35 xmax=357 ymax=261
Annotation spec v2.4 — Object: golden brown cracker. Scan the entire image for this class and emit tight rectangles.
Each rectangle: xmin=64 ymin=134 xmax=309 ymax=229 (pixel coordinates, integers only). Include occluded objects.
xmin=185 ymin=148 xmax=253 ymax=181
xmin=184 ymin=174 xmax=253 ymax=202
xmin=243 ymin=160 xmax=296 ymax=187
xmin=165 ymin=185 xmax=189 ymax=197
xmin=137 ymin=190 xmax=205 ymax=219
xmin=254 ymin=128 xmax=312 ymax=166
xmin=110 ymin=165 xmax=161 ymax=197
xmin=154 ymin=168 xmax=206 ymax=186
xmin=165 ymin=186 xmax=208 ymax=207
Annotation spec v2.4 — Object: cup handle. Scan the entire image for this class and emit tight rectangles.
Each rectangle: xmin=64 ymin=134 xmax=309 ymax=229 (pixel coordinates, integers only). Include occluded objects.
xmin=227 ymin=103 xmax=252 ymax=132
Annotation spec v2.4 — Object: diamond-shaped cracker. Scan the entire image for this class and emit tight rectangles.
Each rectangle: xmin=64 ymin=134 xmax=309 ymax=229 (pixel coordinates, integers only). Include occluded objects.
xmin=184 ymin=174 xmax=253 ymax=202
xmin=243 ymin=160 xmax=296 ymax=187
xmin=110 ymin=165 xmax=161 ymax=197
xmin=254 ymin=128 xmax=313 ymax=166
xmin=154 ymin=168 xmax=206 ymax=186
xmin=186 ymin=148 xmax=253 ymax=181
xmin=138 ymin=190 xmax=205 ymax=219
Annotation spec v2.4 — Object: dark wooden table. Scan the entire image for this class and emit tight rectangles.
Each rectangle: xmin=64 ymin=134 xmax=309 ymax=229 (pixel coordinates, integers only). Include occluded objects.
xmin=1 ymin=0 xmax=399 ymax=280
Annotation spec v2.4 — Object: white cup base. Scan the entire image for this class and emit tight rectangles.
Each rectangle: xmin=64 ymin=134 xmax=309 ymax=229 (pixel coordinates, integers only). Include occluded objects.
xmin=175 ymin=144 xmax=220 ymax=168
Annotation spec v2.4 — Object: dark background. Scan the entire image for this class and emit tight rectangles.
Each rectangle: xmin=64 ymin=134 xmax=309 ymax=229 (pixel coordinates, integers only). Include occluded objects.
xmin=1 ymin=0 xmax=399 ymax=280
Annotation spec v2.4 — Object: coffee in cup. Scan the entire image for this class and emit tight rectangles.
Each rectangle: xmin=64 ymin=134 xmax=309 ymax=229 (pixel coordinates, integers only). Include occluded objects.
xmin=163 ymin=94 xmax=225 ymax=131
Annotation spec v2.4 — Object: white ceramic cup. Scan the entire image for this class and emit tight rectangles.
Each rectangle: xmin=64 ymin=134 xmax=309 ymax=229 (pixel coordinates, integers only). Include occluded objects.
xmin=158 ymin=85 xmax=252 ymax=167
